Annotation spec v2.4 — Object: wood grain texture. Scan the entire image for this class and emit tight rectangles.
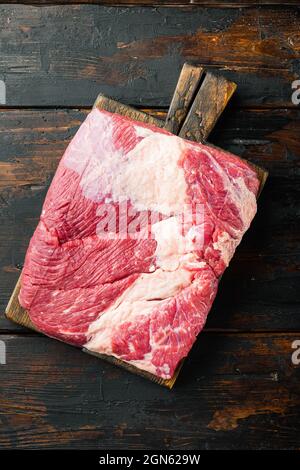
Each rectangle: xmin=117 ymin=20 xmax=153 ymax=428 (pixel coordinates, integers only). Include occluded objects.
xmin=5 ymin=278 xmax=36 ymax=332
xmin=93 ymin=94 xmax=164 ymax=127
xmin=0 ymin=333 xmax=299 ymax=449
xmin=1 ymin=1 xmax=299 ymax=6
xmin=165 ymin=63 xmax=204 ymax=134
xmin=0 ymin=5 xmax=299 ymax=107
xmin=179 ymin=72 xmax=236 ymax=141
xmin=1 ymin=107 xmax=298 ymax=333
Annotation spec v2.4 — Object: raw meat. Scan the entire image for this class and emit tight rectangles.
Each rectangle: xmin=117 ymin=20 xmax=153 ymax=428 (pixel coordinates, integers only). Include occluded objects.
xmin=19 ymin=108 xmax=260 ymax=379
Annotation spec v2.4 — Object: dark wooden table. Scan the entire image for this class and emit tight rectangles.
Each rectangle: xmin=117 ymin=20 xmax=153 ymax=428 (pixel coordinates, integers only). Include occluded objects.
xmin=0 ymin=1 xmax=300 ymax=450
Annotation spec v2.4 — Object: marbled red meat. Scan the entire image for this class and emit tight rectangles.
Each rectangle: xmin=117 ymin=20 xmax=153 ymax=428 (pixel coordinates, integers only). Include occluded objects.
xmin=19 ymin=108 xmax=260 ymax=379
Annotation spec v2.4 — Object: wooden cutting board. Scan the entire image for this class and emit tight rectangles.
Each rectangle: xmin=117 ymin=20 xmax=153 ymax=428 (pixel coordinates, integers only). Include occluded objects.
xmin=5 ymin=63 xmax=268 ymax=388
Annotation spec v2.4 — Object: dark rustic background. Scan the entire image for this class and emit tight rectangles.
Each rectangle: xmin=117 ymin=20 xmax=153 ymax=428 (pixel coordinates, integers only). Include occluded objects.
xmin=0 ymin=1 xmax=299 ymax=450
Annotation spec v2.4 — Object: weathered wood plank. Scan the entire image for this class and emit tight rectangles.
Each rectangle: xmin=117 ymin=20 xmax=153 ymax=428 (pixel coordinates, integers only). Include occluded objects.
xmin=0 ymin=108 xmax=299 ymax=332
xmin=1 ymin=107 xmax=299 ymax=193
xmin=0 ymin=333 xmax=299 ymax=449
xmin=93 ymin=94 xmax=164 ymax=127
xmin=1 ymin=1 xmax=299 ymax=6
xmin=179 ymin=72 xmax=236 ymax=141
xmin=165 ymin=63 xmax=204 ymax=134
xmin=0 ymin=5 xmax=299 ymax=107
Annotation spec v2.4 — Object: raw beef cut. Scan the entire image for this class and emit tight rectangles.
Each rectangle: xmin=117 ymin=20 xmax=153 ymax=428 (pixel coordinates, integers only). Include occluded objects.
xmin=19 ymin=108 xmax=260 ymax=379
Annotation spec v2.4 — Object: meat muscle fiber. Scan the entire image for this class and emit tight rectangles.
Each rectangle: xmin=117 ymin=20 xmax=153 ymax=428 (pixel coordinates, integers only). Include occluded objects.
xmin=19 ymin=109 xmax=260 ymax=379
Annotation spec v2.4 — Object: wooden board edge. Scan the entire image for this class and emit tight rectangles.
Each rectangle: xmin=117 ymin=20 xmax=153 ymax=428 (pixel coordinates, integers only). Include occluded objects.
xmin=252 ymin=164 xmax=268 ymax=198
xmin=5 ymin=277 xmax=38 ymax=331
xmin=93 ymin=93 xmax=164 ymax=128
xmin=84 ymin=349 xmax=184 ymax=389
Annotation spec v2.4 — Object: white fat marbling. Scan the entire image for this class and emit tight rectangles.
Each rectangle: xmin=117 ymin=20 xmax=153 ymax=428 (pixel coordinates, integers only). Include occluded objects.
xmin=64 ymin=109 xmax=188 ymax=215
xmin=85 ymin=216 xmax=206 ymax=363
